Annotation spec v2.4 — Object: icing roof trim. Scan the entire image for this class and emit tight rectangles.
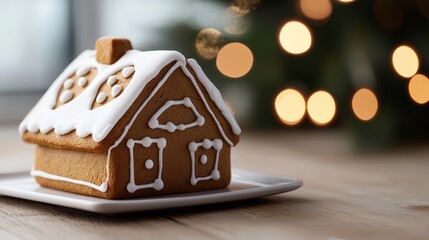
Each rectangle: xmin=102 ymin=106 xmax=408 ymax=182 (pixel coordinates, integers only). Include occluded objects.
xmin=19 ymin=49 xmax=240 ymax=143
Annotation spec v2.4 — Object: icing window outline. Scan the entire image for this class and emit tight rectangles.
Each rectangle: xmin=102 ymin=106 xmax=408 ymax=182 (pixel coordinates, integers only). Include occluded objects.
xmin=126 ymin=137 xmax=166 ymax=193
xmin=148 ymin=97 xmax=205 ymax=133
xmin=188 ymin=138 xmax=223 ymax=185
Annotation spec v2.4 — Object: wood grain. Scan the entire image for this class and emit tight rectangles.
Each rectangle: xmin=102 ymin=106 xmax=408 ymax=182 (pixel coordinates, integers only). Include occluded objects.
xmin=1 ymin=124 xmax=429 ymax=240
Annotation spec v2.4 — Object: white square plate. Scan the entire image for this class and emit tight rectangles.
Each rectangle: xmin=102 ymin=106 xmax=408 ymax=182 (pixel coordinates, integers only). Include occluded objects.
xmin=0 ymin=168 xmax=302 ymax=214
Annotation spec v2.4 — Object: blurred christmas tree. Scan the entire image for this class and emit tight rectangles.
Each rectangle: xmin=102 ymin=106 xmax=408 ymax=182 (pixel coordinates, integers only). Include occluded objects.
xmin=161 ymin=0 xmax=429 ymax=150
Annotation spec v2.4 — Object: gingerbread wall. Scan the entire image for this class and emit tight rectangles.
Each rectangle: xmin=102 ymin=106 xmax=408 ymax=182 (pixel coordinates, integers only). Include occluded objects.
xmin=108 ymin=66 xmax=232 ymax=198
xmin=34 ymin=145 xmax=109 ymax=198
xmin=30 ymin=61 xmax=237 ymax=199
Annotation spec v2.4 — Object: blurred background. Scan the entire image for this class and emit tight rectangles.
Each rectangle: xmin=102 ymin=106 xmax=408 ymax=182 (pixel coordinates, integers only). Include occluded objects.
xmin=1 ymin=0 xmax=429 ymax=150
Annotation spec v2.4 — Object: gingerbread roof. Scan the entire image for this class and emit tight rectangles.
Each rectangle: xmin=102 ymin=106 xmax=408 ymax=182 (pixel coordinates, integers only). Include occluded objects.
xmin=19 ymin=49 xmax=241 ymax=147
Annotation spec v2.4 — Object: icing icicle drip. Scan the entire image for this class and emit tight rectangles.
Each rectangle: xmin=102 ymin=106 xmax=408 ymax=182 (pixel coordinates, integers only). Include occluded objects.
xmin=19 ymin=50 xmax=239 ymax=143
xmin=19 ymin=50 xmax=187 ymax=141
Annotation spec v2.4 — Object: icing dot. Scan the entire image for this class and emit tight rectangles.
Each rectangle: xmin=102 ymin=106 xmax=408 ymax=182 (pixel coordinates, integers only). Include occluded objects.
xmin=76 ymin=66 xmax=90 ymax=77
xmin=183 ymin=97 xmax=192 ymax=107
xmin=99 ymin=183 xmax=108 ymax=192
xmin=213 ymin=139 xmax=223 ymax=150
xmin=157 ymin=138 xmax=167 ymax=148
xmin=59 ymin=90 xmax=73 ymax=103
xmin=178 ymin=124 xmax=185 ymax=130
xmin=202 ymin=139 xmax=212 ymax=149
xmin=28 ymin=122 xmax=38 ymax=133
xmin=77 ymin=77 xmax=88 ymax=87
xmin=153 ymin=179 xmax=164 ymax=190
xmin=122 ymin=66 xmax=135 ymax=78
xmin=148 ymin=119 xmax=158 ymax=129
xmin=107 ymin=76 xmax=117 ymax=86
xmin=166 ymin=122 xmax=175 ymax=132
xmin=189 ymin=142 xmax=197 ymax=152
xmin=200 ymin=155 xmax=208 ymax=165
xmin=211 ymin=170 xmax=220 ymax=180
xmin=197 ymin=116 xmax=205 ymax=126
xmin=96 ymin=92 xmax=107 ymax=104
xmin=127 ymin=139 xmax=135 ymax=148
xmin=63 ymin=79 xmax=74 ymax=89
xmin=127 ymin=183 xmax=136 ymax=193
xmin=190 ymin=178 xmax=197 ymax=185
xmin=145 ymin=159 xmax=154 ymax=169
xmin=141 ymin=137 xmax=152 ymax=147
xmin=111 ymin=84 xmax=122 ymax=97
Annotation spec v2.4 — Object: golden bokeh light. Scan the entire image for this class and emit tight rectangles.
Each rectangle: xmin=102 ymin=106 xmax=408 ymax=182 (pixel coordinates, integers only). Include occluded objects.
xmin=224 ymin=6 xmax=249 ymax=35
xmin=299 ymin=0 xmax=332 ymax=21
xmin=195 ymin=28 xmax=224 ymax=60
xmin=216 ymin=42 xmax=253 ymax=78
xmin=274 ymin=89 xmax=306 ymax=125
xmin=227 ymin=5 xmax=250 ymax=17
xmin=307 ymin=91 xmax=336 ymax=126
xmin=338 ymin=0 xmax=355 ymax=3
xmin=231 ymin=0 xmax=261 ymax=13
xmin=352 ymin=88 xmax=378 ymax=121
xmin=392 ymin=45 xmax=419 ymax=78
xmin=408 ymin=74 xmax=429 ymax=104
xmin=279 ymin=21 xmax=312 ymax=55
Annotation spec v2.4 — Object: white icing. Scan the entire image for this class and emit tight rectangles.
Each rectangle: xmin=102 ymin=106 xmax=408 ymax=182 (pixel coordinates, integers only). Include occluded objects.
xmin=31 ymin=169 xmax=108 ymax=192
xmin=25 ymin=62 xmax=184 ymax=193
xmin=76 ymin=66 xmax=90 ymax=77
xmin=21 ymin=52 xmax=241 ymax=193
xmin=96 ymin=92 xmax=107 ymax=103
xmin=122 ymin=66 xmax=135 ymax=78
xmin=77 ymin=77 xmax=88 ymax=87
xmin=202 ymin=139 xmax=212 ymax=149
xmin=145 ymin=159 xmax=154 ymax=169
xmin=107 ymin=76 xmax=117 ymax=86
xmin=200 ymin=154 xmax=208 ymax=165
xmin=148 ymin=97 xmax=205 ymax=133
xmin=19 ymin=50 xmax=187 ymax=141
xmin=127 ymin=137 xmax=166 ymax=193
xmin=111 ymin=84 xmax=122 ymax=97
xmin=63 ymin=79 xmax=74 ymax=89
xmin=19 ymin=50 xmax=239 ymax=144
xmin=213 ymin=139 xmax=223 ymax=150
xmin=187 ymin=59 xmax=241 ymax=135
xmin=189 ymin=138 xmax=222 ymax=185
xmin=59 ymin=90 xmax=73 ymax=103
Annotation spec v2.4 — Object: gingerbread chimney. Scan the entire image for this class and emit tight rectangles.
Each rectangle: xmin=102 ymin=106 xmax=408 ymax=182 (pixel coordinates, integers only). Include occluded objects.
xmin=95 ymin=37 xmax=133 ymax=65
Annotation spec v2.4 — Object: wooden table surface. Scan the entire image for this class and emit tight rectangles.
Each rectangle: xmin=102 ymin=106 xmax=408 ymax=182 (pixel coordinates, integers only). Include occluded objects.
xmin=1 ymin=123 xmax=428 ymax=240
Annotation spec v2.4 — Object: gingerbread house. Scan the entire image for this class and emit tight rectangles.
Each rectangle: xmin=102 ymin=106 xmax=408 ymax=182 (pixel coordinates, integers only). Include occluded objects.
xmin=19 ymin=37 xmax=240 ymax=199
